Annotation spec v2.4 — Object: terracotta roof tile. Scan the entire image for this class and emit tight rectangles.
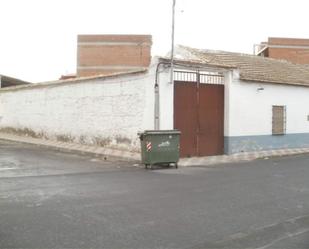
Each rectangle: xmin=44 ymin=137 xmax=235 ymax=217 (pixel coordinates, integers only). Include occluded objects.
xmin=176 ymin=45 xmax=309 ymax=87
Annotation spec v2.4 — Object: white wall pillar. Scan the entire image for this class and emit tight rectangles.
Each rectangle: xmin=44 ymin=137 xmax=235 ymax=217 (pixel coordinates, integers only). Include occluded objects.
xmin=158 ymin=68 xmax=174 ymax=130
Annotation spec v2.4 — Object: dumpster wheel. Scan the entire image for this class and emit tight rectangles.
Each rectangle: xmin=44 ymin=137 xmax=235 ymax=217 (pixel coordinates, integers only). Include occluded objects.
xmin=145 ymin=164 xmax=152 ymax=170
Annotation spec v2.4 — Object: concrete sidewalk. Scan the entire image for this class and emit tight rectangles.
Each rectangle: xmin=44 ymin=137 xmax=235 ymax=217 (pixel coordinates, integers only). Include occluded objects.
xmin=0 ymin=132 xmax=309 ymax=167
xmin=180 ymin=147 xmax=309 ymax=166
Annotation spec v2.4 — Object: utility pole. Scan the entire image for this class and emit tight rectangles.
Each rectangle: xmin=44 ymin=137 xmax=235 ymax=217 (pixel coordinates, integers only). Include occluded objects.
xmin=170 ymin=0 xmax=176 ymax=84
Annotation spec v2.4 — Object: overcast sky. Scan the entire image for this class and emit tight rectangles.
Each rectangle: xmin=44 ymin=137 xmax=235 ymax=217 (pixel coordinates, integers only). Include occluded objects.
xmin=1 ymin=0 xmax=309 ymax=82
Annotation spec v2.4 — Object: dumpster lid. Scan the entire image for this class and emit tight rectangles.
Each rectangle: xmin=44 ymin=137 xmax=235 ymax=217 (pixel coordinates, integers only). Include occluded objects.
xmin=142 ymin=130 xmax=181 ymax=135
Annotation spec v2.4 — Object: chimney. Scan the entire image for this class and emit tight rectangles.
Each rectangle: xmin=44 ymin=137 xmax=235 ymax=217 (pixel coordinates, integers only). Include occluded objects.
xmin=77 ymin=34 xmax=152 ymax=77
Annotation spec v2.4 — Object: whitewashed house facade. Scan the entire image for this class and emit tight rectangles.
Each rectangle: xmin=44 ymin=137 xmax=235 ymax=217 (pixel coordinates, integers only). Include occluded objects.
xmin=1 ymin=46 xmax=309 ymax=157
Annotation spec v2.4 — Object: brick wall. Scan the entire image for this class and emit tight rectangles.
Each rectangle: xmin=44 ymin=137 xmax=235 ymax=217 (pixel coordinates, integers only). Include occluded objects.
xmin=268 ymin=48 xmax=309 ymax=64
xmin=268 ymin=37 xmax=309 ymax=46
xmin=77 ymin=35 xmax=152 ymax=77
xmin=258 ymin=37 xmax=309 ymax=64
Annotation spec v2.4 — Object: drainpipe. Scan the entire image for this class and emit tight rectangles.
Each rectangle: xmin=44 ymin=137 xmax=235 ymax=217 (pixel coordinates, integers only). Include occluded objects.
xmin=154 ymin=62 xmax=164 ymax=130
xmin=154 ymin=85 xmax=160 ymax=130
xmin=155 ymin=61 xmax=173 ymax=130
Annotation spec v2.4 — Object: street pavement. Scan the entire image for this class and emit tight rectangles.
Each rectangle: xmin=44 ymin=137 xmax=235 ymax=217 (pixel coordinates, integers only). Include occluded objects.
xmin=1 ymin=139 xmax=309 ymax=248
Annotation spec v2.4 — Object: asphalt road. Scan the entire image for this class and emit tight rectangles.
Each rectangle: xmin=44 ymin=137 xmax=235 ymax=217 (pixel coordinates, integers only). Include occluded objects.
xmin=1 ymin=140 xmax=309 ymax=248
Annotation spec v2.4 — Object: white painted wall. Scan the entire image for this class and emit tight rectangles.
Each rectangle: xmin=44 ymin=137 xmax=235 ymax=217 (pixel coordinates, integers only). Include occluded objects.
xmin=158 ymin=67 xmax=174 ymax=130
xmin=228 ymin=71 xmax=309 ymax=136
xmin=9 ymin=57 xmax=309 ymax=153
xmin=223 ymin=70 xmax=232 ymax=137
xmin=0 ymin=69 xmax=157 ymax=151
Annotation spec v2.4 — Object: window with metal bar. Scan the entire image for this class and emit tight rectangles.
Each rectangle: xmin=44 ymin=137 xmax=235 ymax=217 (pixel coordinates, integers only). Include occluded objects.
xmin=272 ymin=105 xmax=286 ymax=135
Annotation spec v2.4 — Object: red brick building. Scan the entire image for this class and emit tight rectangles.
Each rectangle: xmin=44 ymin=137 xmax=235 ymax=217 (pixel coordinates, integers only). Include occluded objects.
xmin=77 ymin=34 xmax=152 ymax=77
xmin=255 ymin=37 xmax=309 ymax=64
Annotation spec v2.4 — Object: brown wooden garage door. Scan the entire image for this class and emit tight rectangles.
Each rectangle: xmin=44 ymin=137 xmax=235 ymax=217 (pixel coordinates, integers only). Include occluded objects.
xmin=174 ymin=74 xmax=224 ymax=157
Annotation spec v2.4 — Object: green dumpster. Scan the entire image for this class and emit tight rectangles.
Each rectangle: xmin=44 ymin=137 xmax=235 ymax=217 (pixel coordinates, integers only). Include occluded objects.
xmin=138 ymin=130 xmax=181 ymax=169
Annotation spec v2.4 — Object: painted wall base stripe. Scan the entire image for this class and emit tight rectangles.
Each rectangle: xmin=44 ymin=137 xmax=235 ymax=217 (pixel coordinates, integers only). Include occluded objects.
xmin=224 ymin=133 xmax=309 ymax=154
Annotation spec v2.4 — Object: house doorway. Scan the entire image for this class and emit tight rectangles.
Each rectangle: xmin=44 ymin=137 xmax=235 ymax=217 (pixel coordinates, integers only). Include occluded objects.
xmin=174 ymin=71 xmax=224 ymax=157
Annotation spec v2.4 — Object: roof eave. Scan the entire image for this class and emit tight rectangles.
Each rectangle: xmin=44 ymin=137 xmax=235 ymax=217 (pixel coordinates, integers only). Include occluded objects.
xmin=0 ymin=69 xmax=148 ymax=92
xmin=240 ymin=76 xmax=309 ymax=88
xmin=0 ymin=75 xmax=31 ymax=86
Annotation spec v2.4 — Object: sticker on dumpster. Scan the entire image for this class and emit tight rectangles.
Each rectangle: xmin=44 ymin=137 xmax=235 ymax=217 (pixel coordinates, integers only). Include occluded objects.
xmin=146 ymin=142 xmax=152 ymax=151
xmin=158 ymin=141 xmax=170 ymax=147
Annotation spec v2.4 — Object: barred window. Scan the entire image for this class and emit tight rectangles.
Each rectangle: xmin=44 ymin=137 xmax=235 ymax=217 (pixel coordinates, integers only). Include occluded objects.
xmin=272 ymin=105 xmax=286 ymax=135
